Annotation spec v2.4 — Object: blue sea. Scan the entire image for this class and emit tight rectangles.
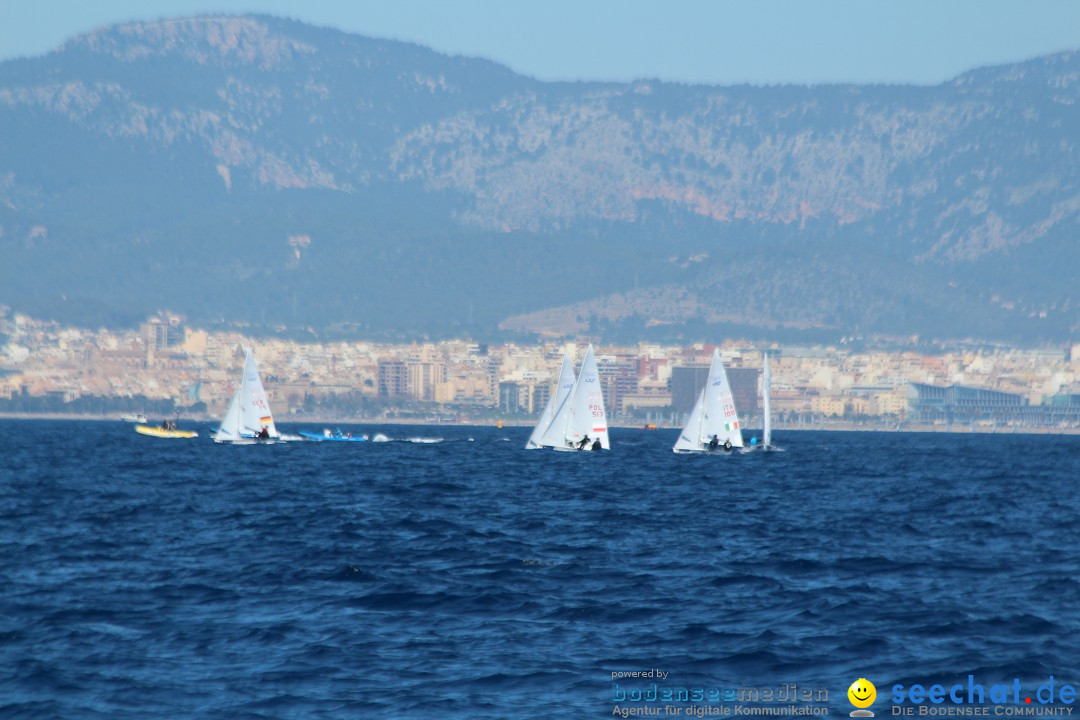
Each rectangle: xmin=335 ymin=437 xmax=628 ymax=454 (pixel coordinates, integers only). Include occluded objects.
xmin=2 ymin=420 xmax=1079 ymax=718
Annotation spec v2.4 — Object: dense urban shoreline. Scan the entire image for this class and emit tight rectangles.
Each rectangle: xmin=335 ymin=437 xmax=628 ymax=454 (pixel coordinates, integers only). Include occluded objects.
xmin=2 ymin=413 xmax=1077 ymax=436
xmin=4 ymin=311 xmax=1079 ymax=432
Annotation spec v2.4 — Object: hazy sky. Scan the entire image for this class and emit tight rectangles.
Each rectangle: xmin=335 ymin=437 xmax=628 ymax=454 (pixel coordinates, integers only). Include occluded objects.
xmin=2 ymin=0 xmax=1079 ymax=85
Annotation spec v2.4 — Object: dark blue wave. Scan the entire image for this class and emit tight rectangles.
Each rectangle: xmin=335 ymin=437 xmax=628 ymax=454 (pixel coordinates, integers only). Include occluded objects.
xmin=1 ymin=420 xmax=1079 ymax=718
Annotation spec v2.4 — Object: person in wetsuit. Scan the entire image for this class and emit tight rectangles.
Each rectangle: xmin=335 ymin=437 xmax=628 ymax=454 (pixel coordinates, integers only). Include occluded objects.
xmin=708 ymin=434 xmax=719 ymax=452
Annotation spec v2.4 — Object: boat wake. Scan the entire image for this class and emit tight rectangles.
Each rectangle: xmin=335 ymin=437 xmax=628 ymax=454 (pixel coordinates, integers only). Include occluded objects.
xmin=744 ymin=444 xmax=785 ymax=453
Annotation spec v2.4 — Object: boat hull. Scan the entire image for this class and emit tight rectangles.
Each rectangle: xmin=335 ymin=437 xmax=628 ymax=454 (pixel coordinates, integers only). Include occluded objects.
xmin=672 ymin=448 xmax=737 ymax=454
xmin=135 ymin=425 xmax=198 ymax=439
xmin=298 ymin=430 xmax=367 ymax=442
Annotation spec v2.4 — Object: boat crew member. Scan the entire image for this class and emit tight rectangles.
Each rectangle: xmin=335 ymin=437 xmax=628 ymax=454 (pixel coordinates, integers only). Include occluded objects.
xmin=578 ymin=435 xmax=590 ymax=450
xmin=723 ymin=439 xmax=733 ymax=452
xmin=708 ymin=434 xmax=719 ymax=452
xmin=257 ymin=426 xmax=270 ymax=440
xmin=591 ymin=438 xmax=602 ymax=451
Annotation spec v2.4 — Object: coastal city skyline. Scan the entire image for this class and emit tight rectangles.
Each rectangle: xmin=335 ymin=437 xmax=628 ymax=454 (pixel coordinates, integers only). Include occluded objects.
xmin=3 ymin=308 xmax=1078 ymax=431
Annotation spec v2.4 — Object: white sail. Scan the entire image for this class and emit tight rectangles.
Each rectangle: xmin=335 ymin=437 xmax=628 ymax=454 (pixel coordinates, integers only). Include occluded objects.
xmin=239 ymin=350 xmax=278 ymax=437
xmin=525 ymin=352 xmax=577 ymax=449
xmin=213 ymin=386 xmax=243 ymax=442
xmin=536 ymin=378 xmax=576 ymax=449
xmin=214 ymin=349 xmax=278 ymax=443
xmin=568 ymin=345 xmax=609 ymax=449
xmin=537 ymin=344 xmax=609 ymax=450
xmin=673 ymin=348 xmax=743 ymax=453
xmin=673 ymin=387 xmax=708 ymax=453
xmin=762 ymin=353 xmax=772 ymax=448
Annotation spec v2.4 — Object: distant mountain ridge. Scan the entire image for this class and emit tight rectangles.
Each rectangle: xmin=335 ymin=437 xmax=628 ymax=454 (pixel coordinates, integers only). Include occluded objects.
xmin=1 ymin=15 xmax=1077 ymax=343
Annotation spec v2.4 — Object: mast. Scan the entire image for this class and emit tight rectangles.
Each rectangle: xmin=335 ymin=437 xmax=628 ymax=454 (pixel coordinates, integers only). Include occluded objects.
xmin=763 ymin=353 xmax=772 ymax=448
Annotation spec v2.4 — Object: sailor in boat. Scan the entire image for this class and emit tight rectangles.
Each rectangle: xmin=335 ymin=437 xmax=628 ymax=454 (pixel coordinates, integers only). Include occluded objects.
xmin=577 ymin=435 xmax=591 ymax=450
xmin=257 ymin=425 xmax=271 ymax=440
xmin=591 ymin=437 xmax=602 ymax=451
xmin=708 ymin=434 xmax=719 ymax=452
xmin=723 ymin=439 xmax=733 ymax=452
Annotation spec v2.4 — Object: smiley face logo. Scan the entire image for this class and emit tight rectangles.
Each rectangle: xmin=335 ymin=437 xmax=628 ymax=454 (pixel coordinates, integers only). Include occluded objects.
xmin=848 ymin=678 xmax=876 ymax=716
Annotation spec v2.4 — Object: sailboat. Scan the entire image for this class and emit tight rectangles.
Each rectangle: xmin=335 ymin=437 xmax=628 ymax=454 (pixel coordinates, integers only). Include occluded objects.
xmin=213 ymin=349 xmax=280 ymax=444
xmin=762 ymin=352 xmax=773 ymax=450
xmin=525 ymin=351 xmax=577 ymax=449
xmin=673 ymin=348 xmax=743 ymax=453
xmin=535 ymin=344 xmax=610 ymax=451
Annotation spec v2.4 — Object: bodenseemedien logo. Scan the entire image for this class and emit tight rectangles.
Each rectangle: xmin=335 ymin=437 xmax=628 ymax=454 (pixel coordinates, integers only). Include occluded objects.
xmin=849 ymin=678 xmax=877 ymax=717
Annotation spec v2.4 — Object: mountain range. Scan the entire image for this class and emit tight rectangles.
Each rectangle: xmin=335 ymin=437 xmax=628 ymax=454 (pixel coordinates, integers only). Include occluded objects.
xmin=2 ymin=15 xmax=1078 ymax=344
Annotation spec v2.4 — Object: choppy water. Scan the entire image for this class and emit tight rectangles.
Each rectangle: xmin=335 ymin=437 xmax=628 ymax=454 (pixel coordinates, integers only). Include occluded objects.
xmin=2 ymin=420 xmax=1079 ymax=718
